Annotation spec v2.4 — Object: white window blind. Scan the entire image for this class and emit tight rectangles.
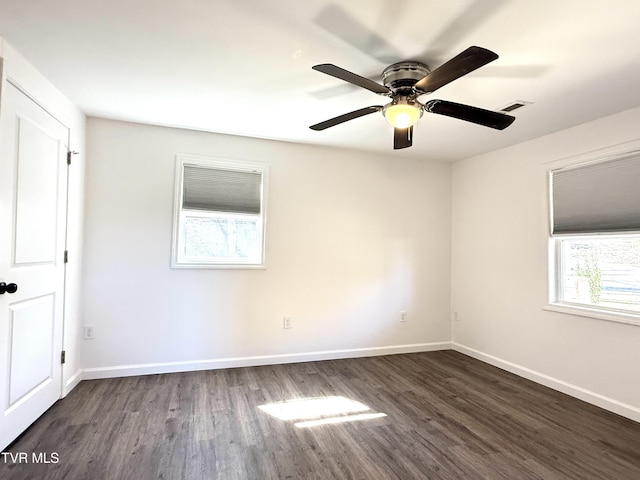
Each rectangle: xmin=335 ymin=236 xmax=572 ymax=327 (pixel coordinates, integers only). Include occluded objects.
xmin=550 ymin=151 xmax=640 ymax=234
xmin=182 ymin=165 xmax=262 ymax=214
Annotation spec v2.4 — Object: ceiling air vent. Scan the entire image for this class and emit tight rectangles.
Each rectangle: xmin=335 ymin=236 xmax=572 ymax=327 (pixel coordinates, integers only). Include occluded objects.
xmin=501 ymin=101 xmax=531 ymax=113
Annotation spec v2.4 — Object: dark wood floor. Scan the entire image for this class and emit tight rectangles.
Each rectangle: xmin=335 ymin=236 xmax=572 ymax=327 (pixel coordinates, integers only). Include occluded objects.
xmin=2 ymin=351 xmax=639 ymax=479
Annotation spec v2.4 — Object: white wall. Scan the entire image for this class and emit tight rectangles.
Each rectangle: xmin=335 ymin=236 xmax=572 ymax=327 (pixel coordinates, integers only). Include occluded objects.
xmin=451 ymin=106 xmax=640 ymax=421
xmin=82 ymin=118 xmax=452 ymax=375
xmin=0 ymin=39 xmax=86 ymax=395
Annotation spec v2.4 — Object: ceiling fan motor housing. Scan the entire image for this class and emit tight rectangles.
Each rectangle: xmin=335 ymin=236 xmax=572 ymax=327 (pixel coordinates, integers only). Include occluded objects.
xmin=382 ymin=62 xmax=431 ymax=94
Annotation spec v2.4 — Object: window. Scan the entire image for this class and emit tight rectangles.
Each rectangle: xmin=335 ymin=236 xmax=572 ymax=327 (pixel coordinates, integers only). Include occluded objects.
xmin=555 ymin=235 xmax=640 ymax=313
xmin=548 ymin=150 xmax=640 ymax=323
xmin=172 ymin=155 xmax=268 ymax=268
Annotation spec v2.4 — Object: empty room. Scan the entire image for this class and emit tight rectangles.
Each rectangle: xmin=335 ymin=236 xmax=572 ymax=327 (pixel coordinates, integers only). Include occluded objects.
xmin=1 ymin=1 xmax=639 ymax=479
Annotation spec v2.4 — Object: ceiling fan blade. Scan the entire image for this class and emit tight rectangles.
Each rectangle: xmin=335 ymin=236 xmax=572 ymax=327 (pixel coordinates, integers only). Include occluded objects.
xmin=309 ymin=106 xmax=383 ymax=131
xmin=312 ymin=64 xmax=390 ymax=95
xmin=414 ymin=46 xmax=498 ymax=94
xmin=424 ymin=100 xmax=515 ymax=130
xmin=393 ymin=126 xmax=413 ymax=149
xmin=423 ymin=0 xmax=508 ymax=58
xmin=314 ymin=4 xmax=405 ymax=64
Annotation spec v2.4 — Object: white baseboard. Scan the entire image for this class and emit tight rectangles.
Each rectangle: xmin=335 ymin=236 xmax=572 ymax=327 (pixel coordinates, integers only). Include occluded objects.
xmin=61 ymin=342 xmax=639 ymax=423
xmin=63 ymin=369 xmax=84 ymax=397
xmin=452 ymin=342 xmax=640 ymax=423
xmin=81 ymin=342 xmax=452 ymax=381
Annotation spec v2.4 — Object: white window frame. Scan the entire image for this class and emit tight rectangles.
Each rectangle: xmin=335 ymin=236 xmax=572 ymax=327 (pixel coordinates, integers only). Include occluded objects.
xmin=544 ymin=143 xmax=640 ymax=326
xmin=547 ymin=234 xmax=640 ymax=326
xmin=171 ymin=154 xmax=268 ymax=269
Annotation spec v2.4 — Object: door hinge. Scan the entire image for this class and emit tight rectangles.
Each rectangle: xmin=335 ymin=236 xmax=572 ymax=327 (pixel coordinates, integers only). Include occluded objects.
xmin=67 ymin=150 xmax=79 ymax=165
xmin=64 ymin=250 xmax=69 ymax=263
xmin=61 ymin=350 xmax=66 ymax=364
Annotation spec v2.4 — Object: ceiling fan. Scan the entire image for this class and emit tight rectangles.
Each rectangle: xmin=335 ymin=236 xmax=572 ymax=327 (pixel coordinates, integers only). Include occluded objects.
xmin=309 ymin=46 xmax=516 ymax=150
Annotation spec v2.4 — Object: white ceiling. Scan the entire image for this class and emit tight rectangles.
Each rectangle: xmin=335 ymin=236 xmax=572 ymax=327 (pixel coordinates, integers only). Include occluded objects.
xmin=1 ymin=0 xmax=640 ymax=161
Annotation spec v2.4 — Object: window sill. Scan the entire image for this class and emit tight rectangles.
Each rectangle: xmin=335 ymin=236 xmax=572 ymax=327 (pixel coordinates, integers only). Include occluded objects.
xmin=171 ymin=262 xmax=266 ymax=270
xmin=544 ymin=302 xmax=640 ymax=327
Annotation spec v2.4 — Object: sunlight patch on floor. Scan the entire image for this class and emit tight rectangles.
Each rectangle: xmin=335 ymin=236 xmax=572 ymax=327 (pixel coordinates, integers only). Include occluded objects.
xmin=258 ymin=396 xmax=387 ymax=428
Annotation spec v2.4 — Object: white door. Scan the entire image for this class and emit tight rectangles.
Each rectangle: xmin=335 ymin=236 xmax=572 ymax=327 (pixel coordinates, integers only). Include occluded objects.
xmin=0 ymin=81 xmax=69 ymax=450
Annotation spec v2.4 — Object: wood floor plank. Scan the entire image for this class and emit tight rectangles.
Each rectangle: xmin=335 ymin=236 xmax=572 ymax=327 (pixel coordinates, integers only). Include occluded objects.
xmin=1 ymin=351 xmax=640 ymax=479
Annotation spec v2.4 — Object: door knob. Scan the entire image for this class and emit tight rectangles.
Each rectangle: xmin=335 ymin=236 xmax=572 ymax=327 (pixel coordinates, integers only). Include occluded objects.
xmin=0 ymin=282 xmax=18 ymax=294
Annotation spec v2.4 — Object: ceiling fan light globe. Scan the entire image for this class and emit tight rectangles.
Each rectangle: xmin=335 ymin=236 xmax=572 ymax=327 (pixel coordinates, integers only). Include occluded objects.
xmin=391 ymin=112 xmax=413 ymax=128
xmin=383 ymin=104 xmax=422 ymax=128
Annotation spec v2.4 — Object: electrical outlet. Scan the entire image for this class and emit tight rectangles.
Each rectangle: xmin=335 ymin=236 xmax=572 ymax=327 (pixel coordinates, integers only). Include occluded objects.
xmin=84 ymin=325 xmax=95 ymax=339
xmin=400 ymin=311 xmax=407 ymax=322
xmin=283 ymin=317 xmax=292 ymax=329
